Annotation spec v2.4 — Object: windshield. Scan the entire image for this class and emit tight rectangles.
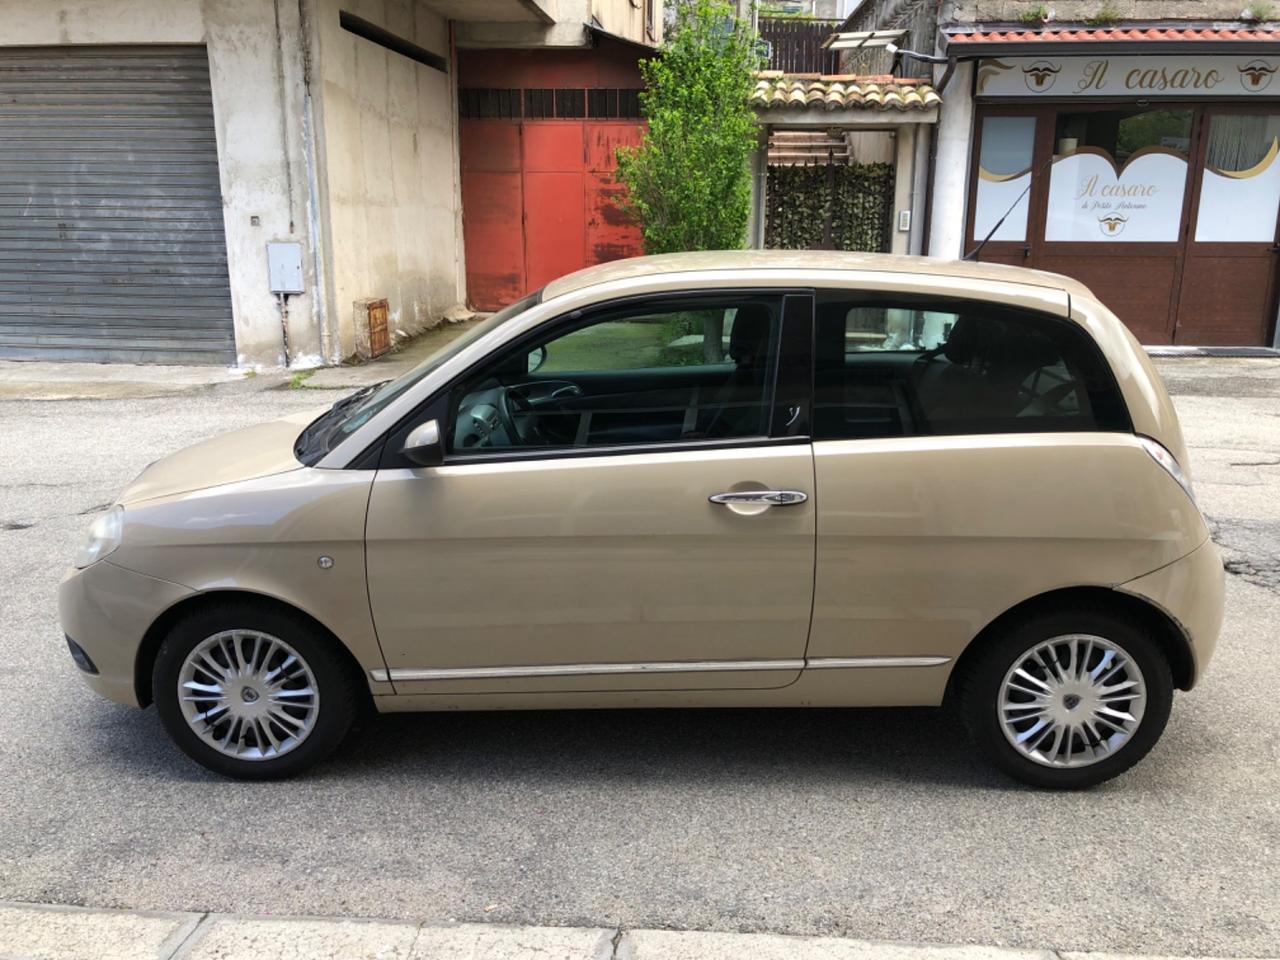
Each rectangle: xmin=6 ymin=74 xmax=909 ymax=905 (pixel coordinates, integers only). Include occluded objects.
xmin=294 ymin=290 xmax=542 ymax=465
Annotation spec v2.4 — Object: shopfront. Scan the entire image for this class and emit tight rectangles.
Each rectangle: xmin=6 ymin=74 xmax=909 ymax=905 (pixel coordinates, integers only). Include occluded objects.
xmin=964 ymin=51 xmax=1280 ymax=345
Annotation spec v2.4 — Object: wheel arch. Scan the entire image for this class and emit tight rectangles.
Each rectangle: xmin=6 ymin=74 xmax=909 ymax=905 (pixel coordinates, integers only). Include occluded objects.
xmin=945 ymin=585 xmax=1195 ymax=701
xmin=134 ymin=589 xmax=370 ymax=708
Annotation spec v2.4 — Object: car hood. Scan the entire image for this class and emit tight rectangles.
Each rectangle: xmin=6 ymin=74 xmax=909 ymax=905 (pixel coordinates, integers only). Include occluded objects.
xmin=117 ymin=407 xmax=327 ymax=505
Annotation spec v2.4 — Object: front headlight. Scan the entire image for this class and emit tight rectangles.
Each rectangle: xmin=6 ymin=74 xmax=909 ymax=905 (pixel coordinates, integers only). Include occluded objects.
xmin=74 ymin=505 xmax=124 ymax=569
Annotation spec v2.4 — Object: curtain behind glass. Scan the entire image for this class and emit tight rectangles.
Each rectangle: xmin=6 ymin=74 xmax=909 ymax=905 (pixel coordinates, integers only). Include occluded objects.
xmin=1205 ymin=114 xmax=1280 ymax=173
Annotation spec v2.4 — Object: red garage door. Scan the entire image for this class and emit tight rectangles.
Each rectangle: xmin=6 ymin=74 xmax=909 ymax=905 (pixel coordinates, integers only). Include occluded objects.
xmin=457 ymin=40 xmax=651 ymax=311
xmin=460 ymin=118 xmax=644 ymax=310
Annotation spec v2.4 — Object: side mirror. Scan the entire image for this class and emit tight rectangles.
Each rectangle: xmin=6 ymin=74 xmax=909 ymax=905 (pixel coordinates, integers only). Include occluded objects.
xmin=527 ymin=345 xmax=547 ymax=374
xmin=401 ymin=419 xmax=444 ymax=467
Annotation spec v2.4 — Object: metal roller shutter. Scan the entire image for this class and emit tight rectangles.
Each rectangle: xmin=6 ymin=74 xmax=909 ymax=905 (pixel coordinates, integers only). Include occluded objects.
xmin=0 ymin=45 xmax=235 ymax=364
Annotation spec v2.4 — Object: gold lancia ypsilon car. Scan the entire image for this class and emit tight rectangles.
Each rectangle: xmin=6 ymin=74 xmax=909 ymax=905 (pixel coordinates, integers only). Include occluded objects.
xmin=60 ymin=252 xmax=1224 ymax=788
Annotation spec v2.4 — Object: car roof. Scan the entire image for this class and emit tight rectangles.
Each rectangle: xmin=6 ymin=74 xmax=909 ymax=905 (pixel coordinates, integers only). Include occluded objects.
xmin=541 ymin=250 xmax=1097 ymax=302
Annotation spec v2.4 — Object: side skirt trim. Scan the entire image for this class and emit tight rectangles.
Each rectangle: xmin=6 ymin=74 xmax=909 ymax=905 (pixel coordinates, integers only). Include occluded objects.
xmin=369 ymin=655 xmax=951 ymax=683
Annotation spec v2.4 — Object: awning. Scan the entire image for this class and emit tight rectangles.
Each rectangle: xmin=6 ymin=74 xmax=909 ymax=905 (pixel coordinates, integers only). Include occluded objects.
xmin=751 ymin=72 xmax=941 ymax=114
xmin=944 ymin=25 xmax=1280 ymax=57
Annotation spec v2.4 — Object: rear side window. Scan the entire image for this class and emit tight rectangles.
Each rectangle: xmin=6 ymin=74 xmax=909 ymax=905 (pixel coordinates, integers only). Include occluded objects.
xmin=814 ymin=293 xmax=1130 ymax=440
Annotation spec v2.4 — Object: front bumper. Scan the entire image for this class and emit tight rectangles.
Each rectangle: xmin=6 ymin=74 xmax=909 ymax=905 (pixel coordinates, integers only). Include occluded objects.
xmin=58 ymin=560 xmax=193 ymax=707
xmin=1119 ymin=537 xmax=1225 ymax=688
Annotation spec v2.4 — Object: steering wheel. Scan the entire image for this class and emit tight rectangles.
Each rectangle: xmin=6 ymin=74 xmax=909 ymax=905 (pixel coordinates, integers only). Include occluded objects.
xmin=1020 ymin=380 xmax=1080 ymax=417
xmin=496 ymin=385 xmax=532 ymax=445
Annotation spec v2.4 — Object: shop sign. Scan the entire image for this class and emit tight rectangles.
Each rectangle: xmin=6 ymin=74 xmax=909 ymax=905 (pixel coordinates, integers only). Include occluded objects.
xmin=1045 ymin=148 xmax=1187 ymax=242
xmin=976 ymin=55 xmax=1280 ymax=98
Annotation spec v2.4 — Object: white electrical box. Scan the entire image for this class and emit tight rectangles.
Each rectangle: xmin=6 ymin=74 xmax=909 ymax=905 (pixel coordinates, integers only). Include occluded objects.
xmin=266 ymin=242 xmax=305 ymax=294
xmin=898 ymin=209 xmax=912 ymax=233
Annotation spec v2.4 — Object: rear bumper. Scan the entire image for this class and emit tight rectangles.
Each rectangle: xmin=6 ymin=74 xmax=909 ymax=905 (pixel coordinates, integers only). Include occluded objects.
xmin=58 ymin=560 xmax=193 ymax=707
xmin=1119 ymin=537 xmax=1225 ymax=689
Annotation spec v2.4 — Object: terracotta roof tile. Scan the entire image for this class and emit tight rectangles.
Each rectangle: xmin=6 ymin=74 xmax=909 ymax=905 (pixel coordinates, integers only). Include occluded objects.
xmin=750 ymin=74 xmax=941 ymax=112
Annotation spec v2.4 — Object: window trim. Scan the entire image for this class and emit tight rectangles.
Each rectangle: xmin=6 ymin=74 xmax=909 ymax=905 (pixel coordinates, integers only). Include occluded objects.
xmin=810 ymin=289 xmax=1134 ymax=442
xmin=375 ymin=288 xmax=815 ymax=469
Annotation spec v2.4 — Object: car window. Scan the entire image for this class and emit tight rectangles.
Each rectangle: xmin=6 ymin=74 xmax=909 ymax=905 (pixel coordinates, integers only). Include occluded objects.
xmin=294 ymin=290 xmax=541 ymax=465
xmin=814 ymin=294 xmax=1130 ymax=440
xmin=447 ymin=297 xmax=783 ymax=455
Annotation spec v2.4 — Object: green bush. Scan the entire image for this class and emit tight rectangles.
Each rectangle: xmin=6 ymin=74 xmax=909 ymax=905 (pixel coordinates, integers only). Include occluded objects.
xmin=615 ymin=0 xmax=762 ymax=254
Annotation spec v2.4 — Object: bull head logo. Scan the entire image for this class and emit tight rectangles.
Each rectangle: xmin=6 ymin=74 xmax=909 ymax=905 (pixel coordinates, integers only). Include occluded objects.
xmin=1239 ymin=59 xmax=1278 ymax=91
xmin=1023 ymin=60 xmax=1061 ymax=91
xmin=1098 ymin=214 xmax=1128 ymax=236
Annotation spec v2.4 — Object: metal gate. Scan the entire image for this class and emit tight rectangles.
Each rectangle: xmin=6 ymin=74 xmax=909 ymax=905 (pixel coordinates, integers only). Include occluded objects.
xmin=0 ymin=45 xmax=234 ymax=364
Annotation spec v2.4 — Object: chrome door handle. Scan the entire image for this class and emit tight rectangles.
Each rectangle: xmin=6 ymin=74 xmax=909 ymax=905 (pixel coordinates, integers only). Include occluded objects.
xmin=709 ymin=490 xmax=808 ymax=506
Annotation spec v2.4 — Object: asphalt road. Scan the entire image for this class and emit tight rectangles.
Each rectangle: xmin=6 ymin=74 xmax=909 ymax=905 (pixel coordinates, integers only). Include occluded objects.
xmin=0 ymin=363 xmax=1277 ymax=956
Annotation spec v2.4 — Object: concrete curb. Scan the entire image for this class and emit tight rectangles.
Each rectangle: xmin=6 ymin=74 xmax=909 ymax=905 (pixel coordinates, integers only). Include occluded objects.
xmin=1 ymin=902 xmax=1275 ymax=960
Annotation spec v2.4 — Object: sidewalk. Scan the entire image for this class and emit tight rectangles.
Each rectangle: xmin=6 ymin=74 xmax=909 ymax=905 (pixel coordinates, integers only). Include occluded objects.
xmin=3 ymin=325 xmax=1279 ymax=403
xmin=0 ymin=320 xmax=482 ymax=402
xmin=1 ymin=902 xmax=1274 ymax=960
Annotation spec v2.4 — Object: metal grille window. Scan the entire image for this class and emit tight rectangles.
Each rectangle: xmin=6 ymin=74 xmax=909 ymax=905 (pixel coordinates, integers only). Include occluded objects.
xmin=461 ymin=87 xmax=642 ymax=120
xmin=554 ymin=88 xmax=586 ymax=118
xmin=587 ymin=88 xmax=642 ymax=119
xmin=524 ymin=88 xmax=554 ymax=119
xmin=459 ymin=87 xmax=522 ymax=119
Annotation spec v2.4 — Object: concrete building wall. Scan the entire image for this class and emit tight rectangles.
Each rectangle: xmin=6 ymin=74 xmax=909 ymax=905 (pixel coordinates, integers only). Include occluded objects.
xmin=457 ymin=0 xmax=663 ymax=49
xmin=591 ymin=0 xmax=661 ymax=45
xmin=0 ymin=0 xmax=320 ymax=367
xmin=456 ymin=0 xmax=590 ymax=48
xmin=309 ymin=0 xmax=464 ymax=360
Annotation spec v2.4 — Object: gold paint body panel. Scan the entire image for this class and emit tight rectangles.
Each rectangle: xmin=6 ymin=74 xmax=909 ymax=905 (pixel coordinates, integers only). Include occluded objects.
xmin=366 ymin=445 xmax=816 ymax=693
xmin=56 ymin=253 xmax=1224 ymax=713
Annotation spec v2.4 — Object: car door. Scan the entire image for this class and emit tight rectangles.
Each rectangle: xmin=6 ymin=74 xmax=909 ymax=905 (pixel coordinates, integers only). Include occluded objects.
xmin=807 ymin=287 xmax=1184 ymax=697
xmin=364 ymin=291 xmax=815 ymax=695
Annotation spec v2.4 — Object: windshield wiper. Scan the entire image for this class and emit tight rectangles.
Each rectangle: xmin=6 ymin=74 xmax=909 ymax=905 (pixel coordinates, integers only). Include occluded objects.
xmin=293 ymin=379 xmax=391 ymax=465
xmin=329 ymin=378 xmax=390 ymax=414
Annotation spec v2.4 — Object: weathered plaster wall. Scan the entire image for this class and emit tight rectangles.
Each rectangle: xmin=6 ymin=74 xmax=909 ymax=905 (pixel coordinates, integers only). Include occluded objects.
xmin=944 ymin=0 xmax=1255 ymax=22
xmin=310 ymin=0 xmax=464 ymax=359
xmin=0 ymin=0 xmax=319 ymax=367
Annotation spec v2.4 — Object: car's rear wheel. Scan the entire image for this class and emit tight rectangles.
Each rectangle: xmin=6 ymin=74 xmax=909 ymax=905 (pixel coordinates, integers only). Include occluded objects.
xmin=958 ymin=610 xmax=1174 ymax=789
xmin=153 ymin=602 xmax=360 ymax=780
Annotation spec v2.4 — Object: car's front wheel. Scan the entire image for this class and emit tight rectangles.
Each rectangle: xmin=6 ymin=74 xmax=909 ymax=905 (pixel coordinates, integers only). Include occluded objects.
xmin=153 ymin=601 xmax=361 ymax=779
xmin=959 ymin=610 xmax=1174 ymax=789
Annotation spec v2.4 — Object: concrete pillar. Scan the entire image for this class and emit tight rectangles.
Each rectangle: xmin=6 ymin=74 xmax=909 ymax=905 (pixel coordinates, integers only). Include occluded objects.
xmin=748 ymin=123 xmax=769 ymax=249
xmin=909 ymin=124 xmax=931 ymax=255
xmin=891 ymin=125 xmax=915 ymax=255
xmin=927 ymin=59 xmax=975 ymax=260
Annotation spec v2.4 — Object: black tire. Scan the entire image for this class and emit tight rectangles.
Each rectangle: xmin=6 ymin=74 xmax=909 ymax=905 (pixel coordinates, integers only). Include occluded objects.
xmin=152 ymin=600 xmax=362 ymax=780
xmin=958 ymin=609 xmax=1174 ymax=789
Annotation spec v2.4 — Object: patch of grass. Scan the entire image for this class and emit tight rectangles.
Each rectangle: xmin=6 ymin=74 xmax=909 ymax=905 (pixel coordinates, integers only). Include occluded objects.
xmin=288 ymin=369 xmax=315 ymax=389
xmin=1088 ymin=1 xmax=1122 ymax=24
xmin=1244 ymin=0 xmax=1275 ymax=20
xmin=539 ymin=321 xmax=670 ymax=373
xmin=1017 ymin=4 xmax=1051 ymax=23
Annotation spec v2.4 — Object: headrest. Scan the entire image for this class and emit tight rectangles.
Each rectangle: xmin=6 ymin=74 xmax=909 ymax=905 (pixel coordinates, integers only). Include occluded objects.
xmin=941 ymin=315 xmax=984 ymax=364
xmin=728 ymin=305 xmax=772 ymax=364
xmin=942 ymin=314 xmax=1062 ymax=378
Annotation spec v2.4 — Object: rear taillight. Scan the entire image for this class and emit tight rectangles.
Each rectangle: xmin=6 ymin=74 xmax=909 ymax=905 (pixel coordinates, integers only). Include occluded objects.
xmin=1138 ymin=435 xmax=1196 ymax=504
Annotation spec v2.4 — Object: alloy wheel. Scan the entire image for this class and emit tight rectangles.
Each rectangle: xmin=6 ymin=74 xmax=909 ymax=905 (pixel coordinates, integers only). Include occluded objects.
xmin=998 ymin=633 xmax=1147 ymax=769
xmin=176 ymin=629 xmax=319 ymax=761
